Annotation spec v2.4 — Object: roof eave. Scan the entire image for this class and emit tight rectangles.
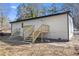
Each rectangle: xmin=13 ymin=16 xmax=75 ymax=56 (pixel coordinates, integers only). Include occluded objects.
xmin=10 ymin=11 xmax=70 ymax=23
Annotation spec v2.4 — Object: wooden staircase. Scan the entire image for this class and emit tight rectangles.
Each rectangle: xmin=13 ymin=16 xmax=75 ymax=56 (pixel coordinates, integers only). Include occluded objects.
xmin=25 ymin=24 xmax=49 ymax=43
xmin=23 ymin=25 xmax=34 ymax=40
xmin=11 ymin=24 xmax=49 ymax=43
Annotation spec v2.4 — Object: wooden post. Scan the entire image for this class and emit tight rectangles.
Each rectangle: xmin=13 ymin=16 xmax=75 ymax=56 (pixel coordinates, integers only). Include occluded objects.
xmin=41 ymin=25 xmax=43 ymax=43
xmin=32 ymin=32 xmax=34 ymax=43
xmin=41 ymin=33 xmax=44 ymax=43
xmin=22 ymin=22 xmax=25 ymax=41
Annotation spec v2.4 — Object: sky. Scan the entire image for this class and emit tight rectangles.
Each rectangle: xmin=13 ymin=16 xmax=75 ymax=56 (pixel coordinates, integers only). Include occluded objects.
xmin=0 ymin=3 xmax=63 ymax=21
xmin=0 ymin=3 xmax=19 ymax=21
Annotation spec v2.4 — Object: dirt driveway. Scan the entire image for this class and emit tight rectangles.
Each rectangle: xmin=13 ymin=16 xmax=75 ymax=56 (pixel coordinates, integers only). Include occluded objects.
xmin=0 ymin=35 xmax=79 ymax=56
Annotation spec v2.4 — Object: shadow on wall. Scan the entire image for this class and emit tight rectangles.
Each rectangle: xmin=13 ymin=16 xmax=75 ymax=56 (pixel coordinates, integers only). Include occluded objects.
xmin=35 ymin=38 xmax=69 ymax=43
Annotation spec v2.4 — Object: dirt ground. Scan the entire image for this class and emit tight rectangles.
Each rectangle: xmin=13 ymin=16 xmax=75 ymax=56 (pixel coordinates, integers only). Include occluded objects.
xmin=0 ymin=35 xmax=79 ymax=56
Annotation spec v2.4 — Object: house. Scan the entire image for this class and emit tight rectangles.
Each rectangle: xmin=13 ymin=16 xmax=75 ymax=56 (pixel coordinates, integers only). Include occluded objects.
xmin=10 ymin=11 xmax=74 ymax=43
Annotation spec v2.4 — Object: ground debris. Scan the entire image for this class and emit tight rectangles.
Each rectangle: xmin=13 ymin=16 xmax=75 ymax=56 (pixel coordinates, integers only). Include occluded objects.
xmin=0 ymin=35 xmax=79 ymax=56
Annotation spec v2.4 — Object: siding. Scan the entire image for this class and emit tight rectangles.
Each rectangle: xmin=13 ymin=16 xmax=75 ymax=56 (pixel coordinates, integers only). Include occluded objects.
xmin=43 ymin=14 xmax=68 ymax=39
xmin=11 ymin=22 xmax=23 ymax=36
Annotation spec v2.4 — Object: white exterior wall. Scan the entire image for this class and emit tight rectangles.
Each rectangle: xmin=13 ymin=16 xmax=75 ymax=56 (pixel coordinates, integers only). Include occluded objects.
xmin=11 ymin=22 xmax=23 ymax=36
xmin=11 ymin=14 xmax=69 ymax=40
xmin=68 ymin=15 xmax=74 ymax=39
xmin=43 ymin=14 xmax=68 ymax=39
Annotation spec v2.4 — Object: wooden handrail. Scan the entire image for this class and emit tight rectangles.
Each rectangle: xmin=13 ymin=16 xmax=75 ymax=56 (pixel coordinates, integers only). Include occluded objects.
xmin=23 ymin=26 xmax=33 ymax=31
xmin=31 ymin=24 xmax=49 ymax=43
xmin=12 ymin=24 xmax=49 ymax=43
xmin=23 ymin=26 xmax=34 ymax=39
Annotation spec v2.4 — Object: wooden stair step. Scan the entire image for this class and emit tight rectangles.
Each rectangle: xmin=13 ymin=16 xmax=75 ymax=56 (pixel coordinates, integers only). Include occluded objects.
xmin=21 ymin=41 xmax=32 ymax=44
xmin=25 ymin=40 xmax=32 ymax=43
xmin=24 ymin=24 xmax=49 ymax=43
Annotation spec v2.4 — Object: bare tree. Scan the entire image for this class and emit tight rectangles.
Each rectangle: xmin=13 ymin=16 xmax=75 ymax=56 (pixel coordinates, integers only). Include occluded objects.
xmin=47 ymin=3 xmax=57 ymax=15
xmin=0 ymin=7 xmax=10 ymax=33
xmin=61 ymin=3 xmax=79 ymax=29
xmin=0 ymin=8 xmax=4 ymax=32
xmin=17 ymin=3 xmax=58 ymax=20
xmin=17 ymin=3 xmax=43 ymax=20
